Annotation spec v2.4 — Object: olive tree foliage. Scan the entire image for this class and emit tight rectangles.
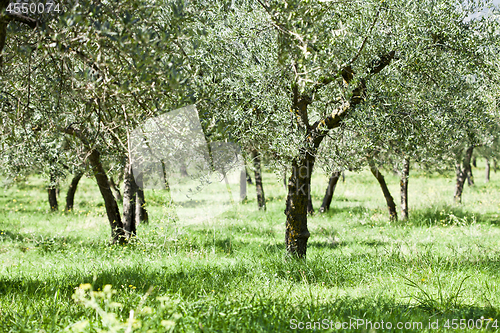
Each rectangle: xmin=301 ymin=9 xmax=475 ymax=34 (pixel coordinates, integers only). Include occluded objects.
xmin=0 ymin=0 xmax=196 ymax=242
xmin=182 ymin=0 xmax=499 ymax=257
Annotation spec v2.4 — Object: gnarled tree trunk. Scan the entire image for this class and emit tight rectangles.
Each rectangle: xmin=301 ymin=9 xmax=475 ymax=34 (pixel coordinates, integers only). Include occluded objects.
xmin=64 ymin=127 xmax=125 ymax=244
xmin=65 ymin=172 xmax=83 ymax=211
xmin=285 ymin=155 xmax=314 ymax=257
xmin=123 ymin=161 xmax=137 ymax=238
xmin=284 ymin=51 xmax=395 ymax=258
xmin=252 ymin=149 xmax=266 ymax=211
xmin=400 ymin=158 xmax=410 ymax=220
xmin=88 ymin=149 xmax=126 ymax=244
xmin=319 ymin=171 xmax=341 ymax=213
xmin=369 ymin=159 xmax=397 ymax=221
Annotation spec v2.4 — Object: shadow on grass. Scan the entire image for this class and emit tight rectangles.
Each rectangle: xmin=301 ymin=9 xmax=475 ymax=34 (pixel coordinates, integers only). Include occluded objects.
xmin=1 ymin=259 xmax=499 ymax=332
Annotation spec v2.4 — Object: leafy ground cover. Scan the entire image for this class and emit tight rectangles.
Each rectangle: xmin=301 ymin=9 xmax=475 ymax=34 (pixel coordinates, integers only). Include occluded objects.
xmin=1 ymin=165 xmax=500 ymax=332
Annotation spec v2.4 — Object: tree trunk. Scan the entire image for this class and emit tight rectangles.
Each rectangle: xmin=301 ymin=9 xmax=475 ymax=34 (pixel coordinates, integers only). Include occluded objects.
xmin=400 ymin=158 xmax=410 ymax=220
xmin=285 ymin=155 xmax=314 ymax=257
xmin=472 ymin=156 xmax=477 ymax=167
xmin=123 ymin=161 xmax=137 ymax=238
xmin=252 ymin=149 xmax=266 ymax=211
xmin=65 ymin=172 xmax=83 ymax=211
xmin=109 ymin=176 xmax=123 ymax=202
xmin=319 ymin=171 xmax=341 ymax=213
xmin=486 ymin=158 xmax=490 ymax=183
xmin=48 ymin=174 xmax=58 ymax=212
xmin=136 ymin=188 xmax=148 ymax=224
xmin=88 ymin=149 xmax=126 ymax=244
xmin=464 ymin=146 xmax=474 ymax=186
xmin=240 ymin=168 xmax=247 ymax=201
xmin=369 ymin=159 xmax=397 ymax=221
xmin=134 ymin=171 xmax=149 ymax=224
xmin=494 ymin=159 xmax=498 ymax=173
xmin=454 ymin=162 xmax=466 ymax=203
xmin=64 ymin=127 xmax=125 ymax=244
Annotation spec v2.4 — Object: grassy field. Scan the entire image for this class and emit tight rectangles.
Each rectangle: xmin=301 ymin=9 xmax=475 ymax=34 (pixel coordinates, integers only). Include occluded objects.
xmin=1 ymin=163 xmax=500 ymax=332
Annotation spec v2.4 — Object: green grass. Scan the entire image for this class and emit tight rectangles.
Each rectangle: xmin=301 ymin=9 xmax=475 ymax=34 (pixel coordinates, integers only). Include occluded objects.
xmin=1 ymin=164 xmax=500 ymax=332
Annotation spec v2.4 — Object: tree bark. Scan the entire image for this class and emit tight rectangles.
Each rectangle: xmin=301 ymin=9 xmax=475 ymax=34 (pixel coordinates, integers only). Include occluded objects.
xmin=369 ymin=159 xmax=397 ymax=221
xmin=109 ymin=176 xmax=123 ymax=202
xmin=252 ymin=149 xmax=266 ymax=211
xmin=465 ymin=146 xmax=474 ymax=186
xmin=319 ymin=171 xmax=341 ymax=213
xmin=285 ymin=155 xmax=314 ymax=257
xmin=48 ymin=174 xmax=58 ymax=212
xmin=400 ymin=158 xmax=410 ymax=220
xmin=123 ymin=161 xmax=137 ymax=238
xmin=486 ymin=158 xmax=490 ymax=183
xmin=65 ymin=172 xmax=83 ymax=211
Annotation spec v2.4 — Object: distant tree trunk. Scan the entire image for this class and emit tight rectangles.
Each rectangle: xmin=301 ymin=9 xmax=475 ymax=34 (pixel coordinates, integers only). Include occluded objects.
xmin=65 ymin=172 xmax=83 ymax=211
xmin=134 ymin=171 xmax=148 ymax=224
xmin=472 ymin=156 xmax=477 ymax=168
xmin=465 ymin=146 xmax=474 ymax=186
xmin=319 ymin=171 xmax=341 ymax=213
xmin=109 ymin=176 xmax=122 ymax=202
xmin=454 ymin=162 xmax=466 ymax=203
xmin=252 ymin=149 xmax=266 ymax=211
xmin=123 ymin=161 xmax=137 ymax=238
xmin=369 ymin=159 xmax=397 ymax=221
xmin=240 ymin=168 xmax=247 ymax=202
xmin=135 ymin=188 xmax=148 ymax=224
xmin=486 ymin=158 xmax=490 ymax=183
xmin=48 ymin=174 xmax=58 ymax=212
xmin=494 ymin=159 xmax=498 ymax=173
xmin=400 ymin=158 xmax=410 ymax=220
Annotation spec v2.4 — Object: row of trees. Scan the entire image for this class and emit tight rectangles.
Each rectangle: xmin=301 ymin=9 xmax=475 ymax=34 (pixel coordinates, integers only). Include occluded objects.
xmin=1 ymin=0 xmax=499 ymax=257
